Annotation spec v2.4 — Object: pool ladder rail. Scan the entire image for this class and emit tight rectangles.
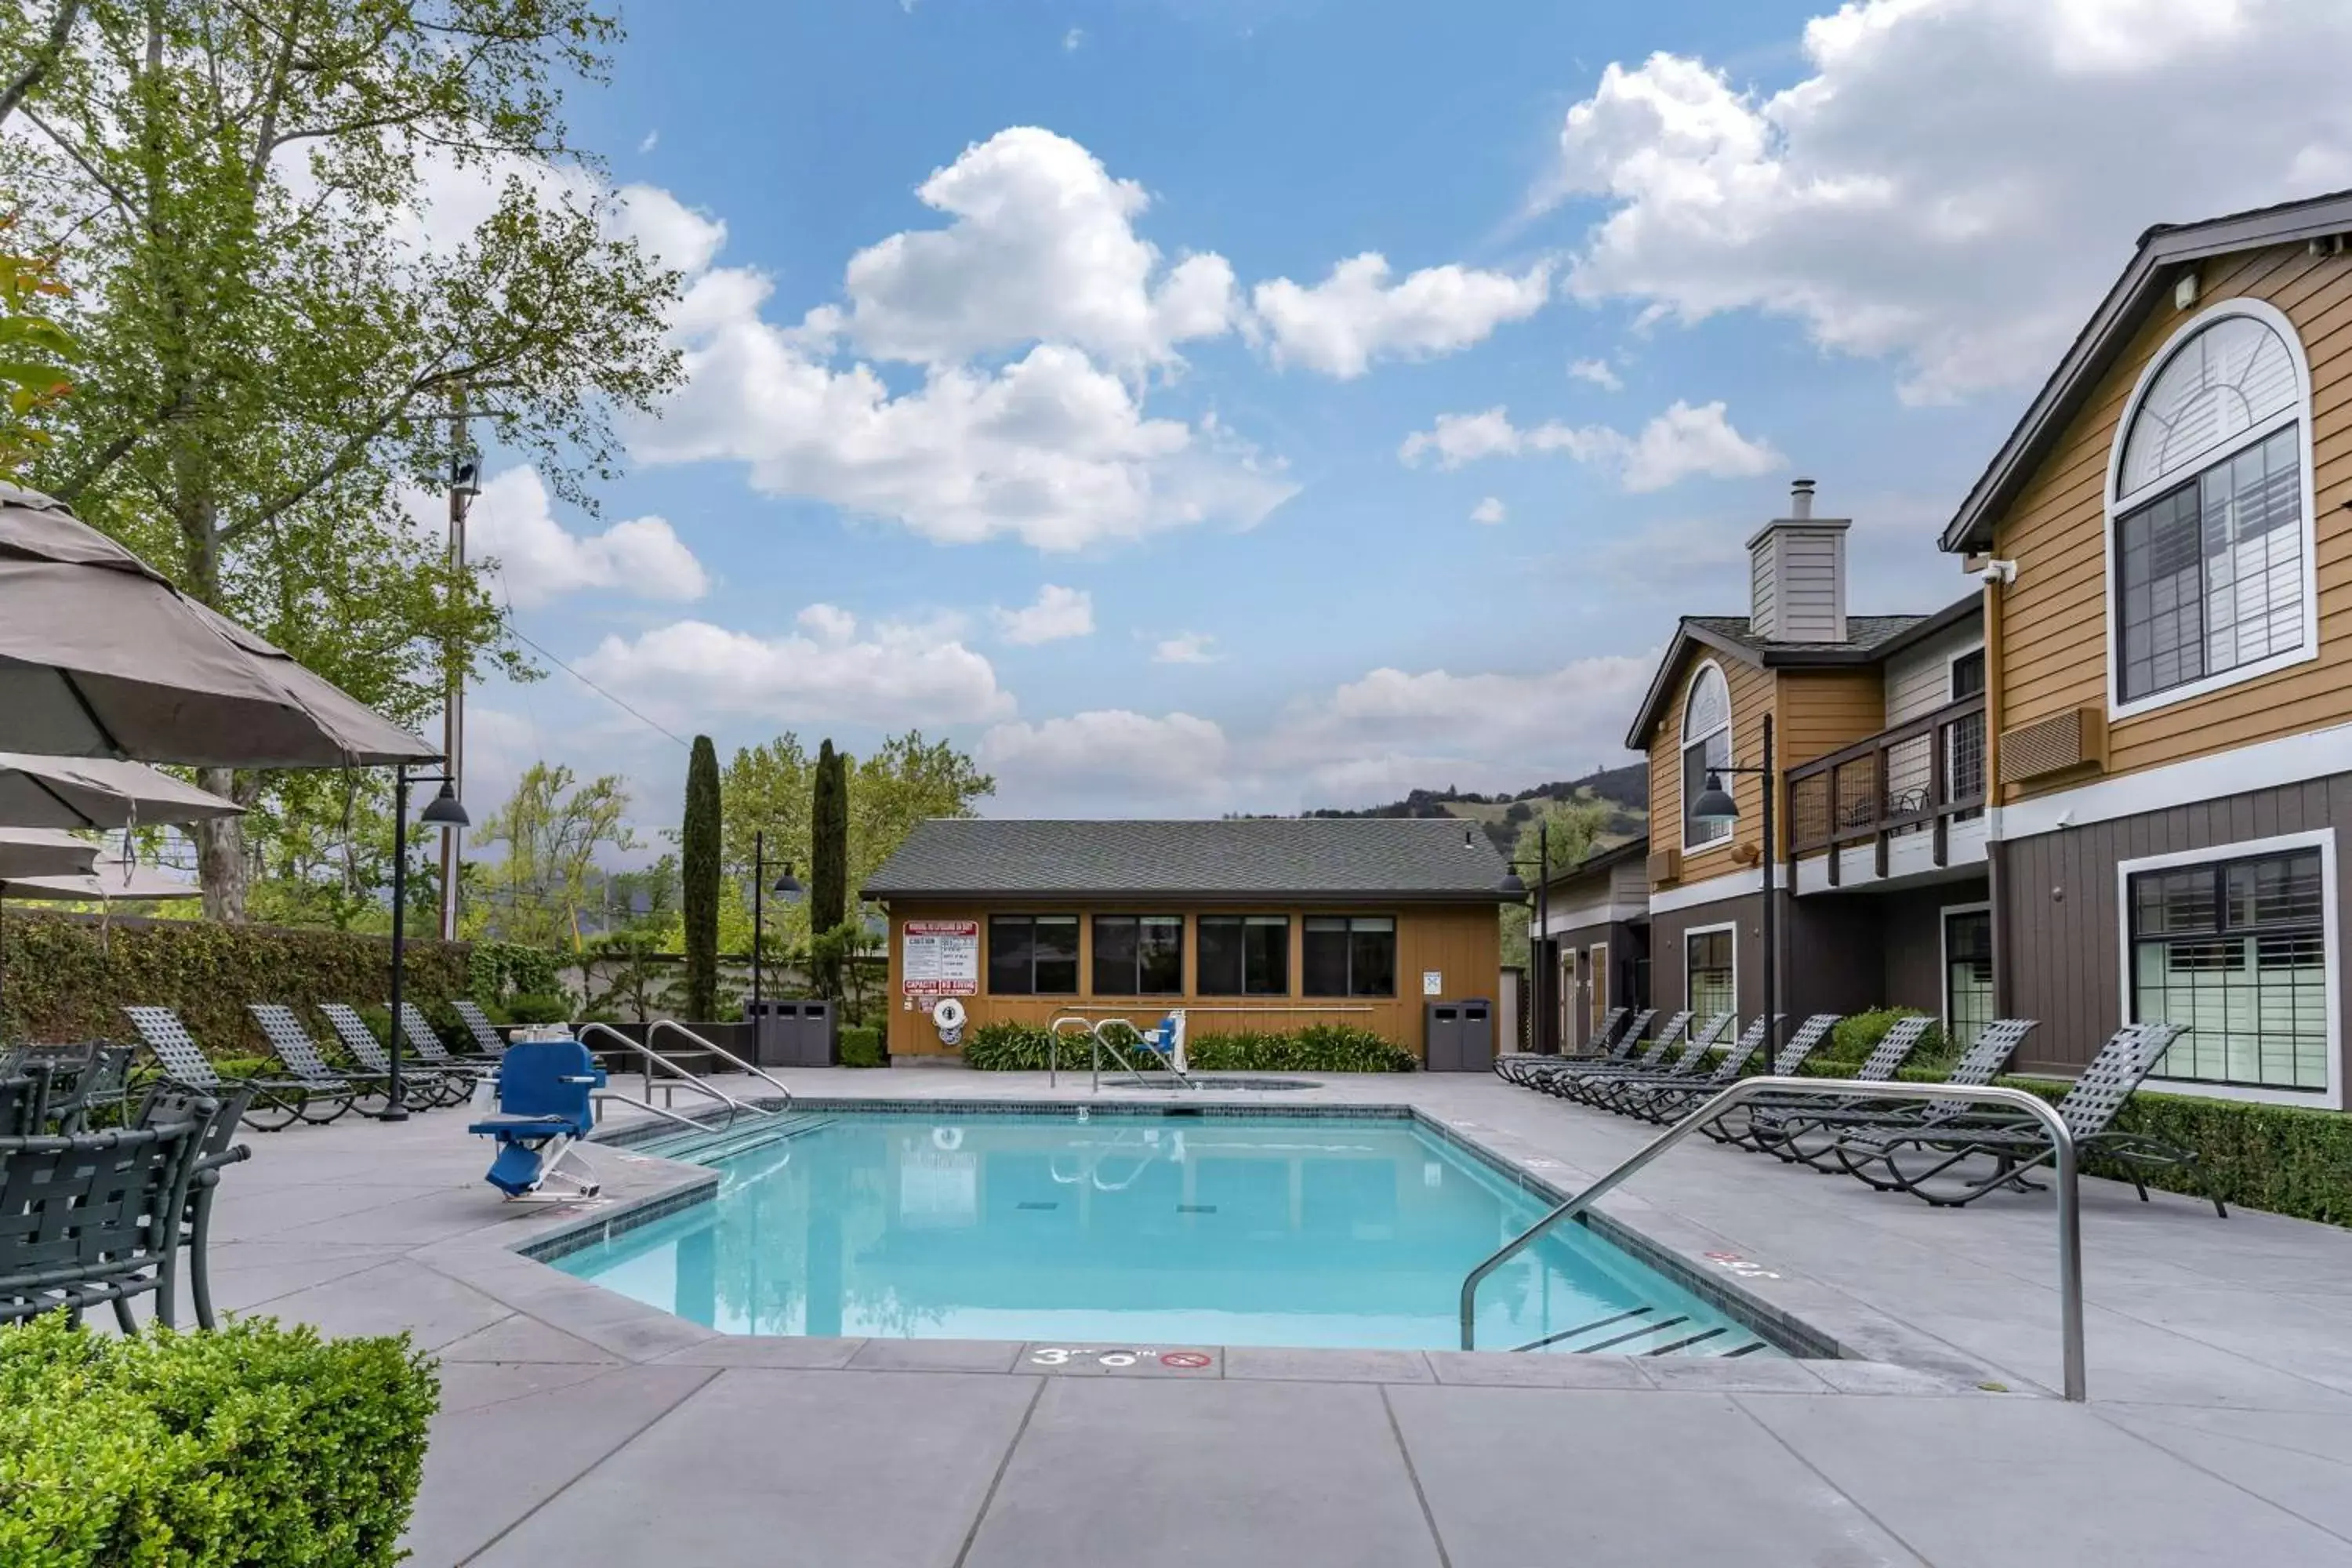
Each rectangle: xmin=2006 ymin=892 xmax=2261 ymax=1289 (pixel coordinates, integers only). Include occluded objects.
xmin=577 ymin=1019 xmax=797 ymax=1134
xmin=1048 ymin=1014 xmax=1199 ymax=1092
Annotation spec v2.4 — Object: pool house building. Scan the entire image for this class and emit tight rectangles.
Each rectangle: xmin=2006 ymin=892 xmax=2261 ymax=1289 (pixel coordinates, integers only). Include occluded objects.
xmin=863 ymin=817 xmax=1515 ymax=1064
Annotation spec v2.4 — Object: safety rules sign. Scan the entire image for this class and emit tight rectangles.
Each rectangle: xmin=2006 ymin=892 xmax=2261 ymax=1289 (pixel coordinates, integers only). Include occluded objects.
xmin=902 ymin=920 xmax=980 ymax=996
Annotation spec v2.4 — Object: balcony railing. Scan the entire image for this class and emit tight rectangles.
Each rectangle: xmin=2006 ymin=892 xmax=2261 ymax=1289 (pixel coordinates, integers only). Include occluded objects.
xmin=1784 ymin=693 xmax=1986 ymax=884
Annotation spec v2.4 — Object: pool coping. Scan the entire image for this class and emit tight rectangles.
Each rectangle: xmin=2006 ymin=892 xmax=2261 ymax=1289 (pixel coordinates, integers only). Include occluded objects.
xmin=426 ymin=1092 xmax=2025 ymax=1396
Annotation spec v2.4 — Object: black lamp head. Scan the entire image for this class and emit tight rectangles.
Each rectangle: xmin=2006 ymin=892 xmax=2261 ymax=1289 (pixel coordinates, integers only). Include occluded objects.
xmin=419 ymin=780 xmax=470 ymax=828
xmin=772 ymin=862 xmax=806 ymax=903
xmin=1691 ymin=771 xmax=1740 ymax=826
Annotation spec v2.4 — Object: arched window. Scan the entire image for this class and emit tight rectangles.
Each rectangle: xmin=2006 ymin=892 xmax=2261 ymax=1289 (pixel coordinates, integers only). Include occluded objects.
xmin=2111 ymin=303 xmax=2314 ymax=710
xmin=1680 ymin=662 xmax=1733 ymax=848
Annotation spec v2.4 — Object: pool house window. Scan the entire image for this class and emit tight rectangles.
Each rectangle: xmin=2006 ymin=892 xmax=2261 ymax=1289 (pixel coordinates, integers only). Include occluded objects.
xmin=2129 ymin=845 xmax=2329 ymax=1093
xmin=1197 ymin=915 xmax=1289 ymax=996
xmin=1681 ymin=663 xmax=1733 ymax=849
xmin=1302 ymin=916 xmax=1396 ymax=997
xmin=1686 ymin=926 xmax=1734 ymax=1020
xmin=1092 ymin=915 xmax=1184 ymax=996
xmin=2111 ymin=305 xmax=2312 ymax=710
xmin=988 ymin=914 xmax=1079 ymax=996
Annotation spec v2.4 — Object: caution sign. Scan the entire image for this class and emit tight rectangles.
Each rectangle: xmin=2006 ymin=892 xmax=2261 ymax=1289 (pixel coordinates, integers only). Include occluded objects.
xmin=903 ymin=919 xmax=979 ymax=996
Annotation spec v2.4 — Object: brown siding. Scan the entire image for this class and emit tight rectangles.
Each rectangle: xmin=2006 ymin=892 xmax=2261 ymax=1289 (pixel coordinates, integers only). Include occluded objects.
xmin=1646 ymin=649 xmax=1774 ymax=883
xmin=880 ymin=898 xmax=1501 ymax=1060
xmin=1774 ymin=669 xmax=1887 ymax=768
xmin=1997 ymin=775 xmax=2352 ymax=1085
xmin=1991 ymin=242 xmax=2352 ymax=796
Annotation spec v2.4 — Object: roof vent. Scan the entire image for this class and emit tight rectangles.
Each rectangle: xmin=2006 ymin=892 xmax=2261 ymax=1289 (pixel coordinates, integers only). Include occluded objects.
xmin=1747 ymin=481 xmax=1850 ymax=644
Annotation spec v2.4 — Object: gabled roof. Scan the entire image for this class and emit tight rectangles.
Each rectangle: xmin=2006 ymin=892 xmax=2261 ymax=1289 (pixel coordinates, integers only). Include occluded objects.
xmin=1622 ymin=595 xmax=1979 ymax=750
xmin=1541 ymin=833 xmax=1650 ymax=893
xmin=1941 ymin=187 xmax=2352 ymax=554
xmin=862 ymin=816 xmax=1515 ymax=902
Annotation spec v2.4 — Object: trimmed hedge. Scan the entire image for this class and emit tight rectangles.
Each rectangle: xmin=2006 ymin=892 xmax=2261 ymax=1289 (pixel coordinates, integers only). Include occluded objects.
xmin=962 ymin=1020 xmax=1417 ymax=1073
xmin=0 ymin=910 xmax=470 ymax=1055
xmin=1820 ymin=1007 xmax=1951 ymax=1071
xmin=0 ymin=1314 xmax=439 ymax=1566
xmin=838 ymin=1025 xmax=887 ymax=1068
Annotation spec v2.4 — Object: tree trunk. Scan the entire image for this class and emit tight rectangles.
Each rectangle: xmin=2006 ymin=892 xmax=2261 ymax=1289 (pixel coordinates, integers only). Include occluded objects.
xmin=194 ymin=768 xmax=250 ymax=922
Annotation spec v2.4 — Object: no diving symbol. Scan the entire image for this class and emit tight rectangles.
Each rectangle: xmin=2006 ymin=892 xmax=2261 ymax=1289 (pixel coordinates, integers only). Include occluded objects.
xmin=1160 ymin=1351 xmax=1212 ymax=1369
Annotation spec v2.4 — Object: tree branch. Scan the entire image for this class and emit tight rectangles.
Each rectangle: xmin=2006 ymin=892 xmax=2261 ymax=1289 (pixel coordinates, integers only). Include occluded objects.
xmin=0 ymin=0 xmax=85 ymax=129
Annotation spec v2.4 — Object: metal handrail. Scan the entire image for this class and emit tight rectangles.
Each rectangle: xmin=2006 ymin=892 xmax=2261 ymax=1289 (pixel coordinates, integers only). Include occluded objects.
xmin=648 ymin=1019 xmax=797 ymax=1113
xmin=1457 ymin=1077 xmax=2086 ymax=1401
xmin=590 ymin=1091 xmax=713 ymax=1134
xmin=574 ymin=1022 xmax=772 ymax=1129
xmin=1091 ymin=1016 xmax=1196 ymax=1093
xmin=1046 ymin=1015 xmax=1098 ymax=1088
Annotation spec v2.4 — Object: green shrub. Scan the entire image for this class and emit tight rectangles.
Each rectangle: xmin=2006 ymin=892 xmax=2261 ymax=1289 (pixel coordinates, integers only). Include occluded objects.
xmin=837 ymin=1025 xmax=887 ymax=1068
xmin=962 ymin=1019 xmax=1415 ymax=1073
xmin=499 ymin=992 xmax=574 ymax=1025
xmin=0 ymin=1314 xmax=439 ymax=1567
xmin=1821 ymin=1007 xmax=1949 ymax=1069
xmin=467 ymin=942 xmax=562 ymax=1004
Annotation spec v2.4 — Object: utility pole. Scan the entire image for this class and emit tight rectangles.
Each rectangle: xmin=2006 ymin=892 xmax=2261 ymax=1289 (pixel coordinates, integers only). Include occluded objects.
xmin=439 ymin=389 xmax=479 ymax=942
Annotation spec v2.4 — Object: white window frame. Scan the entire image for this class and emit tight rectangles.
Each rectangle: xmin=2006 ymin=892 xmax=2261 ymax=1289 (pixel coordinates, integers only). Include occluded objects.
xmin=2103 ymin=298 xmax=2320 ymax=723
xmin=1679 ymin=660 xmax=1734 ymax=853
xmin=1944 ymin=641 xmax=1986 ymax=701
xmin=1682 ymin=920 xmax=1738 ymax=1022
xmin=2112 ymin=827 xmax=2341 ymax=1110
xmin=1938 ymin=900 xmax=1992 ymax=1048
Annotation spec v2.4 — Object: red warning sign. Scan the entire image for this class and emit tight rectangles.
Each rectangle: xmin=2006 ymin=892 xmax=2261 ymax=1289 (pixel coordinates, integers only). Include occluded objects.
xmin=1160 ymin=1351 xmax=1213 ymax=1369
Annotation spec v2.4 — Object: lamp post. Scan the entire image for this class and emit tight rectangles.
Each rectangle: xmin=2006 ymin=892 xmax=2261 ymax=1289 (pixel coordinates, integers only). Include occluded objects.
xmin=387 ymin=761 xmax=469 ymax=1120
xmin=1689 ymin=713 xmax=1777 ymax=1050
xmin=438 ymin=439 xmax=481 ymax=944
xmin=750 ymin=830 xmax=804 ymax=1009
xmin=1496 ymin=819 xmax=1553 ymax=1052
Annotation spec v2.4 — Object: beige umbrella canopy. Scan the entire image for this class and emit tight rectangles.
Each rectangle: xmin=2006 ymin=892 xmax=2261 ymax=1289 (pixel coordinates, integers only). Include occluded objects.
xmin=0 ymin=485 xmax=439 ymax=768
xmin=0 ymin=860 xmax=200 ymax=901
xmin=0 ymin=828 xmax=101 ymax=881
xmin=0 ymin=753 xmax=244 ymax=832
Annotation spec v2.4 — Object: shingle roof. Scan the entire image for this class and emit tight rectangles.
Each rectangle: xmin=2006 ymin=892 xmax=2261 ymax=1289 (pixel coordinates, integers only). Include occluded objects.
xmin=1684 ymin=615 xmax=1929 ymax=659
xmin=862 ymin=817 xmax=1515 ymax=901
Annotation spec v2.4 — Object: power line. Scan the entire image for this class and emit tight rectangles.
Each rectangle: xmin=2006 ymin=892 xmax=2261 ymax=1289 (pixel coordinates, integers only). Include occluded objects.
xmin=503 ymin=620 xmax=692 ymax=751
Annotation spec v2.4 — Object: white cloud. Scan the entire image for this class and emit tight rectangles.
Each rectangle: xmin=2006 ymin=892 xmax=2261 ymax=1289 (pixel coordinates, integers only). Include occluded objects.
xmin=575 ymin=607 xmax=1013 ymax=726
xmin=979 ymin=710 xmax=1229 ymax=799
xmin=1568 ymin=357 xmax=1623 ymax=391
xmin=1399 ymin=400 xmax=1780 ymax=491
xmin=802 ymin=126 xmax=1239 ymax=368
xmin=1470 ymin=496 xmax=1506 ymax=525
xmin=1546 ymin=2 xmax=2352 ymax=402
xmin=1152 ymin=631 xmax=1219 ymax=664
xmin=637 ymin=129 xmax=659 ymax=154
xmin=405 ymin=466 xmax=708 ymax=608
xmin=1250 ymin=254 xmax=1552 ymax=379
xmin=1064 ymin=27 xmax=1084 ymax=51
xmin=995 ymin=584 xmax=1095 ymax=644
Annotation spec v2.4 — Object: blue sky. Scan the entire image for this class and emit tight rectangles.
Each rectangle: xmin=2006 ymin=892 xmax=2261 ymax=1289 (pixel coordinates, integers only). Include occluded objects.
xmin=445 ymin=0 xmax=2352 ymax=840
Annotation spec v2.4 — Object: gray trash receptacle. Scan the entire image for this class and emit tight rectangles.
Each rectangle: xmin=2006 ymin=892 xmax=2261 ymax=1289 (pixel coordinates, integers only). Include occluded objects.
xmin=1457 ymin=999 xmax=1494 ymax=1069
xmin=1424 ymin=1002 xmax=1463 ymax=1072
xmin=798 ymin=1000 xmax=839 ymax=1066
xmin=746 ymin=1000 xmax=798 ymax=1067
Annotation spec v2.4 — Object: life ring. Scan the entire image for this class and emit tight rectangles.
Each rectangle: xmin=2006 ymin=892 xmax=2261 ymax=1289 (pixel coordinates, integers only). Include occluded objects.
xmin=932 ymin=996 xmax=967 ymax=1033
xmin=932 ymin=1126 xmax=964 ymax=1151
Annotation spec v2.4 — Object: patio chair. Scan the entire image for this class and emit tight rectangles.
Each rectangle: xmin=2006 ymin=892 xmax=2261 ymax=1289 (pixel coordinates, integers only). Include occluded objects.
xmin=246 ymin=1004 xmax=380 ymax=1120
xmin=316 ymin=1003 xmax=466 ymax=1109
xmin=1526 ymin=1011 xmax=1694 ymax=1098
xmin=0 ymin=1113 xmax=209 ymax=1330
xmin=1497 ymin=1007 xmax=1646 ymax=1085
xmin=1707 ymin=1013 xmax=1918 ymax=1149
xmin=1592 ymin=1013 xmax=1770 ymax=1116
xmin=0 ymin=1044 xmax=137 ymax=1134
xmin=394 ymin=1001 xmax=499 ymax=1087
xmin=469 ymin=1037 xmax=607 ymax=1200
xmin=134 ymin=1083 xmax=255 ymax=1328
xmin=452 ymin=1000 xmax=511 ymax=1059
xmin=1756 ymin=1018 xmax=2038 ymax=1170
xmin=1834 ymin=1023 xmax=2222 ymax=1214
xmin=1551 ymin=1011 xmax=1731 ymax=1108
xmin=1632 ymin=1013 xmax=1843 ymax=1129
xmin=1495 ymin=1007 xmax=1628 ymax=1080
xmin=122 ymin=1006 xmax=318 ymax=1131
xmin=0 ymin=1073 xmax=41 ymax=1138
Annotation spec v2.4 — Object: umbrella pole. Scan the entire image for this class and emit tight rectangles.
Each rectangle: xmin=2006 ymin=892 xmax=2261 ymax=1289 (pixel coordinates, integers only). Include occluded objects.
xmin=384 ymin=763 xmax=411 ymax=1121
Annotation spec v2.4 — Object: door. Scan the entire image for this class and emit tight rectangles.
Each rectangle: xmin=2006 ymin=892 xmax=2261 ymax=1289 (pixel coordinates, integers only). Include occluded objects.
xmin=1943 ymin=906 xmax=1993 ymax=1052
xmin=1588 ymin=941 xmax=1609 ymax=1042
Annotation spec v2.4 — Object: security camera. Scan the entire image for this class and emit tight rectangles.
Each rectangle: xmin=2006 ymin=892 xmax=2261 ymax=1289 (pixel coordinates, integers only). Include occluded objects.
xmin=1975 ymin=558 xmax=2018 ymax=585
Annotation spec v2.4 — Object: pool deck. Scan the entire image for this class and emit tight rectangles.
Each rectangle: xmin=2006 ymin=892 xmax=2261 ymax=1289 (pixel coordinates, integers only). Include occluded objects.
xmin=205 ymin=1067 xmax=2352 ymax=1566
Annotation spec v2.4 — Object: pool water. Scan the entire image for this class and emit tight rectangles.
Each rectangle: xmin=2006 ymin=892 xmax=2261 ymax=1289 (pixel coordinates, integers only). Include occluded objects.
xmin=554 ymin=1112 xmax=1783 ymax=1357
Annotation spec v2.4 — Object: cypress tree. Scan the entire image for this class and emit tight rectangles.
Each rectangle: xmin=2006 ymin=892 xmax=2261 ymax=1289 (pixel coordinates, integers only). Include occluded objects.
xmin=810 ymin=739 xmax=850 ymax=997
xmin=682 ymin=734 xmax=721 ymax=1019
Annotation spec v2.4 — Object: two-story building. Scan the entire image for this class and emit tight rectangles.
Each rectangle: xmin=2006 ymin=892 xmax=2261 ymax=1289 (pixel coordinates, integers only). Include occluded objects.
xmin=1940 ymin=191 xmax=2350 ymax=1109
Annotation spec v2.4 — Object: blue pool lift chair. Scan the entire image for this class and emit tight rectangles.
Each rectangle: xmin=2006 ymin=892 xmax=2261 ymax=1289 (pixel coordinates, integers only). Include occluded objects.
xmin=1141 ymin=1010 xmax=1190 ymax=1073
xmin=469 ymin=1038 xmax=608 ymax=1200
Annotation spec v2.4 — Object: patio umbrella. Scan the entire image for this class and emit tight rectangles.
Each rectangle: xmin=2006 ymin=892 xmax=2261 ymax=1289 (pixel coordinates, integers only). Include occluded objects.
xmin=0 ymin=860 xmax=201 ymax=901
xmin=0 ymin=828 xmax=100 ymax=880
xmin=0 ymin=753 xmax=244 ymax=832
xmin=0 ymin=484 xmax=438 ymax=767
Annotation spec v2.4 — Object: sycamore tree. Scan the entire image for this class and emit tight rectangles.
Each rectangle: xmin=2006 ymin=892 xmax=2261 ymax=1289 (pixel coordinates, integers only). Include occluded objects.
xmin=1500 ymin=797 xmax=1617 ymax=970
xmin=472 ymin=762 xmax=636 ymax=951
xmin=0 ymin=0 xmax=682 ymax=920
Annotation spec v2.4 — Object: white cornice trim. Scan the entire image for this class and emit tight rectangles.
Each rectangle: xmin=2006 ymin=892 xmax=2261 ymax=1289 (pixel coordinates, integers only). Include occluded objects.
xmin=1649 ymin=865 xmax=1764 ymax=915
xmin=1999 ymin=720 xmax=2352 ymax=840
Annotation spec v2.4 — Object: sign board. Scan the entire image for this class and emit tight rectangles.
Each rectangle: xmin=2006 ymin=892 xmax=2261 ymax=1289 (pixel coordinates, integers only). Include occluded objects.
xmin=902 ymin=919 xmax=980 ymax=996
xmin=1421 ymin=970 xmax=1443 ymax=996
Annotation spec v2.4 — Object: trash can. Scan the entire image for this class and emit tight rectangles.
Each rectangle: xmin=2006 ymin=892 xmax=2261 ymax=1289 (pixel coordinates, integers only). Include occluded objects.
xmin=1424 ymin=1001 xmax=1463 ymax=1072
xmin=746 ymin=1000 xmax=800 ymax=1068
xmin=1456 ymin=998 xmax=1494 ymax=1069
xmin=797 ymin=1000 xmax=839 ymax=1066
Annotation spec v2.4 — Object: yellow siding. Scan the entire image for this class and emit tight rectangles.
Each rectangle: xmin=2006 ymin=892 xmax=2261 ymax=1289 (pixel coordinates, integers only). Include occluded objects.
xmin=1774 ymin=670 xmax=1887 ymax=767
xmin=1990 ymin=242 xmax=2352 ymax=797
xmin=880 ymin=900 xmax=1501 ymax=1059
xmin=1646 ymin=649 xmax=1774 ymax=880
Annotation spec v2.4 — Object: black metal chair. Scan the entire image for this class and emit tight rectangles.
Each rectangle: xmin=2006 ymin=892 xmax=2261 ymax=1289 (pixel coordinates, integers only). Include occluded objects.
xmin=1756 ymin=1018 xmax=2038 ymax=1170
xmin=1708 ymin=1014 xmax=1924 ymax=1149
xmin=2 ymin=1042 xmax=143 ymax=1134
xmin=241 ymin=1004 xmax=369 ymax=1123
xmin=1557 ymin=1011 xmax=1734 ymax=1109
xmin=1600 ymin=1014 xmax=1777 ymax=1117
xmin=317 ymin=1003 xmax=465 ymax=1109
xmin=1524 ymin=1010 xmax=1694 ymax=1098
xmin=1631 ymin=1013 xmax=1843 ymax=1129
xmin=452 ymin=1000 xmax=511 ymax=1060
xmin=134 ymin=1083 xmax=255 ymax=1327
xmin=0 ymin=1073 xmax=43 ymax=1138
xmin=0 ymin=1113 xmax=209 ymax=1330
xmin=395 ymin=1001 xmax=499 ymax=1083
xmin=122 ymin=1006 xmax=314 ymax=1131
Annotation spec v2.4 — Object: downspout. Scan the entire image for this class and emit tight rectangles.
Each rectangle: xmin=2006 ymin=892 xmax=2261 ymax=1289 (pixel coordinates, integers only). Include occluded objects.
xmin=1982 ymin=564 xmax=2009 ymax=1018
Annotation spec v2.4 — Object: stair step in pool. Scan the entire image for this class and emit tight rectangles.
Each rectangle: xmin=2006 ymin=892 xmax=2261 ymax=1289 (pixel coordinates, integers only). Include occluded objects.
xmin=1512 ymin=1304 xmax=1773 ymax=1359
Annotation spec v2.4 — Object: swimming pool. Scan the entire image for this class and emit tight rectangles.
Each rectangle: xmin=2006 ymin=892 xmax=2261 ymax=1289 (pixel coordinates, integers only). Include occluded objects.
xmin=551 ymin=1110 xmax=1788 ymax=1357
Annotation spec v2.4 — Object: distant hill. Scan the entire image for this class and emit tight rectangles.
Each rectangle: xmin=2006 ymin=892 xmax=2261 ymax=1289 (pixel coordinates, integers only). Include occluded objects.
xmin=1300 ymin=762 xmax=1649 ymax=856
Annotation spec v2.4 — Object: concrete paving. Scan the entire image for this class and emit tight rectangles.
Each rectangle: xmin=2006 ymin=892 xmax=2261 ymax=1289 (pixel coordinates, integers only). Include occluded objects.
xmin=191 ymin=1066 xmax=2352 ymax=1566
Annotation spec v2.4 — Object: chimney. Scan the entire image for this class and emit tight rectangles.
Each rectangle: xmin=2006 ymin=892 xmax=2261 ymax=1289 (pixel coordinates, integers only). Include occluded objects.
xmin=1748 ymin=478 xmax=1850 ymax=643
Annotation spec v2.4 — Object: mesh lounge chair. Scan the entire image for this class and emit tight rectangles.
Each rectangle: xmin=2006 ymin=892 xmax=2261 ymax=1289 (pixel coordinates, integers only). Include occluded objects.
xmin=316 ymin=1003 xmax=466 ymax=1109
xmin=1500 ymin=1008 xmax=1653 ymax=1086
xmin=1600 ymin=1014 xmax=1777 ymax=1117
xmin=1835 ymin=1022 xmax=2221 ymax=1214
xmin=0 ymin=1112 xmax=208 ymax=1330
xmin=1526 ymin=1011 xmax=1695 ymax=1098
xmin=1495 ymin=1007 xmax=1628 ymax=1081
xmin=1632 ymin=1014 xmax=1843 ymax=1129
xmin=394 ymin=1002 xmax=499 ymax=1084
xmin=122 ymin=1006 xmax=319 ymax=1131
xmin=1555 ymin=1012 xmax=1733 ymax=1108
xmin=452 ymin=1000 xmax=510 ymax=1059
xmin=1707 ymin=1014 xmax=1922 ymax=1149
xmin=133 ymin=1083 xmax=254 ymax=1327
xmin=248 ymin=1004 xmax=385 ymax=1119
xmin=1759 ymin=1018 xmax=2038 ymax=1170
